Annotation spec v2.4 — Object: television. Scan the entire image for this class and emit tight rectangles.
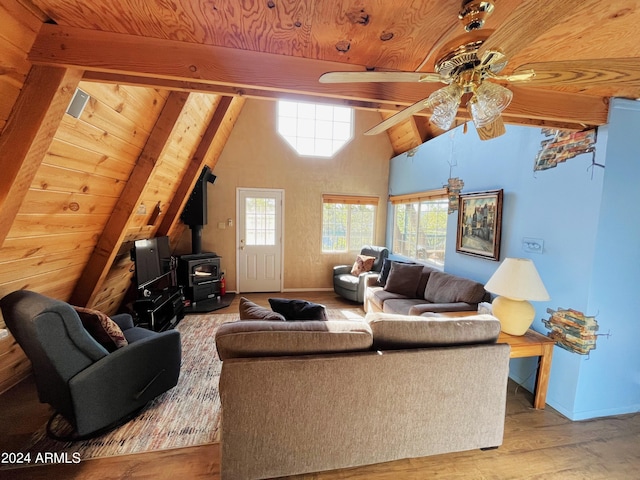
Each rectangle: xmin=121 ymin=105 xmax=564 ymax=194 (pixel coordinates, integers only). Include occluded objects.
xmin=131 ymin=236 xmax=173 ymax=290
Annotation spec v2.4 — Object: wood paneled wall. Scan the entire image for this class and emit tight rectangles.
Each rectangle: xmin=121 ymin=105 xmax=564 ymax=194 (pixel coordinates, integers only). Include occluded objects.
xmin=0 ymin=82 xmax=168 ymax=304
xmin=0 ymin=0 xmax=43 ymax=132
xmin=0 ymin=1 xmax=245 ymax=392
xmin=0 ymin=0 xmax=45 ymax=393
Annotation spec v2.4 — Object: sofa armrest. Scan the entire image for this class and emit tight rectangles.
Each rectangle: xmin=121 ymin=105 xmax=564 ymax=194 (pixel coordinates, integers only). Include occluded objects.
xmin=69 ymin=329 xmax=181 ymax=435
xmin=408 ymin=302 xmax=478 ymax=316
xmin=333 ymin=265 xmax=352 ymax=276
xmin=365 ymin=274 xmax=381 ymax=288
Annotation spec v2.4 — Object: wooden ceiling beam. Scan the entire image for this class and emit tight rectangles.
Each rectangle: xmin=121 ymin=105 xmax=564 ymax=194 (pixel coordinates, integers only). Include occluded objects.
xmin=81 ymin=71 xmax=391 ymax=112
xmin=0 ymin=65 xmax=82 ymax=248
xmin=70 ymin=91 xmax=191 ymax=307
xmin=156 ymin=95 xmax=234 ymax=242
xmin=29 ymin=23 xmax=608 ymax=129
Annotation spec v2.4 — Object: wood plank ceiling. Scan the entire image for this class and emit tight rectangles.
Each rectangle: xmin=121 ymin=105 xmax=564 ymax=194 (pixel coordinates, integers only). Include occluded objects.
xmin=24 ymin=0 xmax=640 ymax=154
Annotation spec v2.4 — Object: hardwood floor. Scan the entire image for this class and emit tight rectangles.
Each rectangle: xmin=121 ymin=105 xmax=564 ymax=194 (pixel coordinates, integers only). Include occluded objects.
xmin=1 ymin=291 xmax=639 ymax=479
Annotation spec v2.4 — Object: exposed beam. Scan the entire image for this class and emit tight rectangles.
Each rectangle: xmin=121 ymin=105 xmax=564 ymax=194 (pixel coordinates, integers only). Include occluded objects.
xmin=29 ymin=23 xmax=608 ymax=128
xmin=0 ymin=65 xmax=82 ymax=248
xmin=156 ymin=96 xmax=234 ymax=240
xmin=70 ymin=91 xmax=191 ymax=307
xmin=82 ymin=71 xmax=389 ymax=112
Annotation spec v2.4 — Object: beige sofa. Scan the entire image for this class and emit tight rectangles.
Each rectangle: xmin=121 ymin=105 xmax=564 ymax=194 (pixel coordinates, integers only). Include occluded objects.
xmin=216 ymin=313 xmax=510 ymax=480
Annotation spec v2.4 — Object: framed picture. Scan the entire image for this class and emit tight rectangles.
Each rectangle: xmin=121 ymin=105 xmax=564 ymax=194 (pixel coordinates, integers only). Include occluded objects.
xmin=456 ymin=189 xmax=503 ymax=261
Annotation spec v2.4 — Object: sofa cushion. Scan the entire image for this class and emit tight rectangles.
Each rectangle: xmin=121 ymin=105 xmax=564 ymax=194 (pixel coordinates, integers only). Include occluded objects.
xmin=73 ymin=306 xmax=128 ymax=352
xmin=408 ymin=303 xmax=480 ymax=316
xmin=366 ymin=312 xmax=500 ymax=350
xmin=239 ymin=297 xmax=286 ymax=321
xmin=376 ymin=259 xmax=410 ymax=286
xmin=424 ymin=271 xmax=487 ymax=304
xmin=416 ymin=265 xmax=439 ymax=298
xmin=335 ymin=273 xmax=361 ymax=292
xmin=383 ymin=262 xmax=425 ymax=297
xmin=268 ymin=298 xmax=328 ymax=321
xmin=350 ymin=254 xmax=376 ymax=276
xmin=382 ymin=298 xmax=426 ymax=316
xmin=215 ymin=320 xmax=373 ymax=360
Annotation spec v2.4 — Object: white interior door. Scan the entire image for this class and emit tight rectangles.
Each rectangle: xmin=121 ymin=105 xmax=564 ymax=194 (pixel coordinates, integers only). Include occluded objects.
xmin=237 ymin=188 xmax=283 ymax=293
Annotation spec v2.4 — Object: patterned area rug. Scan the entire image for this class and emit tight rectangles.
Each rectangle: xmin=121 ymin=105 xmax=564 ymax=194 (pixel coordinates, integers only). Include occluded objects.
xmin=16 ymin=308 xmax=364 ymax=460
xmin=17 ymin=313 xmax=235 ymax=460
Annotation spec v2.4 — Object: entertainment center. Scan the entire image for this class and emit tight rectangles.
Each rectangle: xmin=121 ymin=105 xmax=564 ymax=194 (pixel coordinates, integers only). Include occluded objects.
xmin=130 ymin=165 xmax=227 ymax=328
xmin=131 ymin=236 xmax=184 ymax=331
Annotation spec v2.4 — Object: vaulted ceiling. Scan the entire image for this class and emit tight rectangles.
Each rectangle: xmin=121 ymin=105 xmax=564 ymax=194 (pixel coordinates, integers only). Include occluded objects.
xmin=24 ymin=0 xmax=640 ymax=154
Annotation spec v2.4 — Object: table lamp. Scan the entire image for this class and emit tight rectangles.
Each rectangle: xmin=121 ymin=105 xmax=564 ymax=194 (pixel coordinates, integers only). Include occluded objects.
xmin=484 ymin=258 xmax=550 ymax=336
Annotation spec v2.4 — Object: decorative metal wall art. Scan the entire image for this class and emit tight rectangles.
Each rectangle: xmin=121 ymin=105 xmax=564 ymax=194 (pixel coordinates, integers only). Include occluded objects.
xmin=543 ymin=307 xmax=599 ymax=355
xmin=534 ymin=128 xmax=597 ymax=171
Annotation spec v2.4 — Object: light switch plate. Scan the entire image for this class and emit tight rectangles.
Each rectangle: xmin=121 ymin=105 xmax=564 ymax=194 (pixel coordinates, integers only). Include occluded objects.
xmin=522 ymin=237 xmax=544 ymax=254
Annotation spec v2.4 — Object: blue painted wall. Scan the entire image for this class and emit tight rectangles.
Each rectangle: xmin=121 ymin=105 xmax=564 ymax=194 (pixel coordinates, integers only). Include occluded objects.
xmin=576 ymin=98 xmax=640 ymax=419
xmin=387 ymin=106 xmax=639 ymax=419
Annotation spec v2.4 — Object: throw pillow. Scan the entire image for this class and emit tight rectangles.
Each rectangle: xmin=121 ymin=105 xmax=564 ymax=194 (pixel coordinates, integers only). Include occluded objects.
xmin=377 ymin=259 xmax=413 ymax=286
xmin=383 ymin=262 xmax=425 ymax=297
xmin=268 ymin=298 xmax=328 ymax=321
xmin=73 ymin=306 xmax=128 ymax=353
xmin=239 ymin=297 xmax=286 ymax=321
xmin=350 ymin=254 xmax=376 ymax=276
xmin=423 ymin=271 xmax=487 ymax=304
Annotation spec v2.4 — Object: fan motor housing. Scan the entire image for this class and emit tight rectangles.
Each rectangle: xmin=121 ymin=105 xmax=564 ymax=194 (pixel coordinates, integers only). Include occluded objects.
xmin=435 ymin=40 xmax=507 ymax=81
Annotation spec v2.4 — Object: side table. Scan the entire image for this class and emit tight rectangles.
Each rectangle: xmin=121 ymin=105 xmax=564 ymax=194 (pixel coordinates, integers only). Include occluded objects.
xmin=498 ymin=329 xmax=555 ymax=409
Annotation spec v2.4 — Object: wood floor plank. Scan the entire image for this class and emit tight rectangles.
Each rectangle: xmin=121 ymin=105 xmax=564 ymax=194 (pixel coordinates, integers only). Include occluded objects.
xmin=1 ymin=291 xmax=639 ymax=479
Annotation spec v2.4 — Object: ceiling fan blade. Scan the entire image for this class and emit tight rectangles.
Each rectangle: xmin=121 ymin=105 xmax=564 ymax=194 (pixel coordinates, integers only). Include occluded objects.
xmin=319 ymin=71 xmax=443 ymax=84
xmin=478 ymin=0 xmax=584 ymax=65
xmin=513 ymin=58 xmax=640 ymax=86
xmin=476 ymin=116 xmax=506 ymax=141
xmin=364 ymin=97 xmax=432 ymax=136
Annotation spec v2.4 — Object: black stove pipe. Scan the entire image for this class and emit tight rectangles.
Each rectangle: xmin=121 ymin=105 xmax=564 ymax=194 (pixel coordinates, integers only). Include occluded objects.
xmin=191 ymin=225 xmax=203 ymax=254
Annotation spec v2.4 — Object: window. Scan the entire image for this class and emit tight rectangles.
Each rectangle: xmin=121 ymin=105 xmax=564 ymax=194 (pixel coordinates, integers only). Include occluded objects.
xmin=277 ymin=101 xmax=353 ymax=157
xmin=245 ymin=197 xmax=276 ymax=245
xmin=391 ymin=189 xmax=449 ymax=267
xmin=322 ymin=195 xmax=378 ymax=252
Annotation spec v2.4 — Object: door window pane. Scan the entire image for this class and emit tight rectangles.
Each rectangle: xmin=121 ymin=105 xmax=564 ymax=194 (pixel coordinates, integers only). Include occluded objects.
xmin=245 ymin=197 xmax=277 ymax=246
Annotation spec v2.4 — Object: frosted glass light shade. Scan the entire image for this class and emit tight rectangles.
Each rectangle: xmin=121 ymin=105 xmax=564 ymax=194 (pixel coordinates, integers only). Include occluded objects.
xmin=469 ymin=82 xmax=513 ymax=128
xmin=485 ymin=258 xmax=550 ymax=336
xmin=426 ymin=83 xmax=463 ymax=130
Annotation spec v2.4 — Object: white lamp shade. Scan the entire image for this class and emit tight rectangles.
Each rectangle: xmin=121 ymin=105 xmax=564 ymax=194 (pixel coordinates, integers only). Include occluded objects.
xmin=485 ymin=258 xmax=550 ymax=301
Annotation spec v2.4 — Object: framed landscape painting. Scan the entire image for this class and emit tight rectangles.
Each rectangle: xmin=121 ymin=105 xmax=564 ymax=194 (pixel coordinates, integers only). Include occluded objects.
xmin=456 ymin=189 xmax=503 ymax=261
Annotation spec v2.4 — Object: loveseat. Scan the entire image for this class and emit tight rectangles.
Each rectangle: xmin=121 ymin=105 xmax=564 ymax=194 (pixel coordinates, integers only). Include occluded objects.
xmin=365 ymin=260 xmax=490 ymax=315
xmin=216 ymin=312 xmax=510 ymax=480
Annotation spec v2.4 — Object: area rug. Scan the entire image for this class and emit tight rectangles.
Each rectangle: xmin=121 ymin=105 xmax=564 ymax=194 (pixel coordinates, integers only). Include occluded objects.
xmin=16 ymin=313 xmax=236 ymax=460
xmin=16 ymin=308 xmax=364 ymax=460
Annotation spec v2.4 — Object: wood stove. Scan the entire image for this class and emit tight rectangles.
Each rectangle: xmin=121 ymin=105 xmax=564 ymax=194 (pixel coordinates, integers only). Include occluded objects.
xmin=178 ymin=253 xmax=221 ymax=302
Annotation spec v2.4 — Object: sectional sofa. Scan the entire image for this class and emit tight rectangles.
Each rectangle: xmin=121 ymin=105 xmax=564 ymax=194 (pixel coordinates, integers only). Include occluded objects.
xmin=365 ymin=260 xmax=490 ymax=315
xmin=216 ymin=312 xmax=510 ymax=480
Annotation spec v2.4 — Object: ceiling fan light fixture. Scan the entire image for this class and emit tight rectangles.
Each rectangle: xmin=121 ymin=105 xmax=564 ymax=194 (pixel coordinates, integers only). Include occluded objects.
xmin=468 ymin=96 xmax=496 ymax=128
xmin=468 ymin=81 xmax=513 ymax=128
xmin=476 ymin=81 xmax=513 ymax=111
xmin=426 ymin=83 xmax=463 ymax=130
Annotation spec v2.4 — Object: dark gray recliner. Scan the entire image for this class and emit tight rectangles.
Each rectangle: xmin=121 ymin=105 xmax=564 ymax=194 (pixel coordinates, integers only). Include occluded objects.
xmin=333 ymin=245 xmax=389 ymax=303
xmin=0 ymin=290 xmax=181 ymax=438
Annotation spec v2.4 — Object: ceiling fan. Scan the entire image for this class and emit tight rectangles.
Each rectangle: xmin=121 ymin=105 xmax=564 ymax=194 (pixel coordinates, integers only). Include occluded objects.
xmin=319 ymin=0 xmax=640 ymax=140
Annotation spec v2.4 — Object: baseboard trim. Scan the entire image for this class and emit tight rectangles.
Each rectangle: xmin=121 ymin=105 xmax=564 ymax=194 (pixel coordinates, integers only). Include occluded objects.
xmin=282 ymin=288 xmax=334 ymax=292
